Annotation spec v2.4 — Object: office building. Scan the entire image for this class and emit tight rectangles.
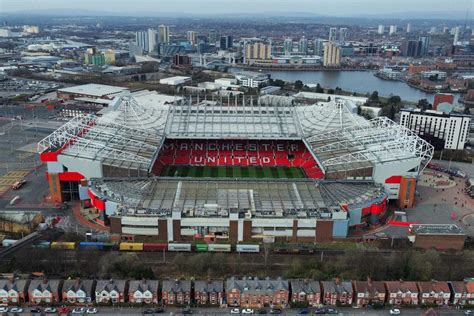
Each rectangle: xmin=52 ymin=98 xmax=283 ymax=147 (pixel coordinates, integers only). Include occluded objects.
xmin=400 ymin=109 xmax=471 ymax=150
xmin=23 ymin=25 xmax=40 ymax=33
xmin=377 ymin=25 xmax=384 ymax=35
xmin=187 ymin=31 xmax=197 ymax=46
xmin=209 ymin=30 xmax=219 ymax=44
xmin=284 ymin=37 xmax=293 ymax=55
xmin=329 ymin=27 xmax=337 ymax=42
xmin=419 ymin=36 xmax=431 ymax=57
xmin=220 ymin=35 xmax=233 ymax=50
xmin=298 ymin=36 xmax=308 ymax=54
xmin=148 ymin=28 xmax=158 ymax=53
xmin=338 ymin=28 xmax=348 ymax=44
xmin=323 ymin=42 xmax=341 ymax=67
xmin=135 ymin=31 xmax=149 ymax=52
xmin=406 ymin=23 xmax=412 ymax=33
xmin=429 ymin=27 xmax=437 ymax=34
xmin=103 ymin=50 xmax=116 ymax=65
xmin=159 ymin=24 xmax=170 ymax=44
xmin=389 ymin=25 xmax=397 ymax=35
xmin=244 ymin=41 xmax=272 ymax=64
xmin=433 ymin=93 xmax=455 ymax=111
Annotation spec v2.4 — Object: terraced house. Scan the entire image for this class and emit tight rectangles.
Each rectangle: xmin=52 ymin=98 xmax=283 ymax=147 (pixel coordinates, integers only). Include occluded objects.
xmin=321 ymin=279 xmax=353 ymax=305
xmin=418 ymin=281 xmax=450 ymax=306
xmin=0 ymin=279 xmax=29 ymax=304
xmin=162 ymin=280 xmax=191 ymax=305
xmin=385 ymin=281 xmax=419 ymax=305
xmin=95 ymin=279 xmax=127 ymax=304
xmin=226 ymin=277 xmax=289 ymax=308
xmin=353 ymin=279 xmax=386 ymax=307
xmin=194 ymin=280 xmax=224 ymax=305
xmin=290 ymin=279 xmax=321 ymax=306
xmin=128 ymin=280 xmax=159 ymax=304
xmin=28 ymin=279 xmax=62 ymax=304
xmin=449 ymin=279 xmax=474 ymax=306
xmin=62 ymin=279 xmax=95 ymax=305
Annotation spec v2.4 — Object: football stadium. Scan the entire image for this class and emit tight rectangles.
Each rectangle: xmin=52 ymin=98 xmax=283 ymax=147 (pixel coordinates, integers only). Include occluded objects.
xmin=38 ymin=89 xmax=434 ymax=242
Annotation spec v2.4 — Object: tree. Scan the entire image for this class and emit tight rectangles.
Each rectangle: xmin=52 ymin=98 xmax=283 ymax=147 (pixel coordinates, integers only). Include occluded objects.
xmin=370 ymin=91 xmax=379 ymax=101
xmin=315 ymin=83 xmax=324 ymax=93
xmin=417 ymin=99 xmax=431 ymax=111
xmin=327 ymin=88 xmax=335 ymax=94
xmin=294 ymin=80 xmax=304 ymax=90
xmin=388 ymin=95 xmax=401 ymax=104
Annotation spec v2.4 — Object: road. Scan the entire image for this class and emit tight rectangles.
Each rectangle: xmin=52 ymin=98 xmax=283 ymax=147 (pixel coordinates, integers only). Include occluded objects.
xmin=2 ymin=306 xmax=469 ymax=316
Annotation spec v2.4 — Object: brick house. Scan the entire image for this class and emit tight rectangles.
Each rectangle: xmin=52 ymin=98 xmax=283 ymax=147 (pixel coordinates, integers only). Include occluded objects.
xmin=95 ymin=279 xmax=127 ymax=304
xmin=194 ymin=280 xmax=224 ymax=305
xmin=290 ymin=279 xmax=321 ymax=306
xmin=162 ymin=280 xmax=191 ymax=305
xmin=0 ymin=279 xmax=29 ymax=305
xmin=128 ymin=280 xmax=159 ymax=304
xmin=385 ymin=281 xmax=419 ymax=306
xmin=226 ymin=277 xmax=289 ymax=308
xmin=62 ymin=279 xmax=95 ymax=305
xmin=417 ymin=281 xmax=450 ymax=306
xmin=28 ymin=279 xmax=62 ymax=304
xmin=353 ymin=279 xmax=386 ymax=307
xmin=449 ymin=280 xmax=474 ymax=306
xmin=321 ymin=279 xmax=353 ymax=305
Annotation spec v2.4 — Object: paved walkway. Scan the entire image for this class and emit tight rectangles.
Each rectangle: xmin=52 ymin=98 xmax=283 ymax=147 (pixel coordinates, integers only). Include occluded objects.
xmin=72 ymin=203 xmax=110 ymax=233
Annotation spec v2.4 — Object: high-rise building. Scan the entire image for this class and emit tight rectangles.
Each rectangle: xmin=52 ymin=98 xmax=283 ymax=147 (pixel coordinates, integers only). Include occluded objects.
xmin=429 ymin=27 xmax=437 ymax=34
xmin=443 ymin=27 xmax=449 ymax=34
xmin=148 ymin=28 xmax=158 ymax=53
xmin=187 ymin=31 xmax=197 ymax=46
xmin=313 ymin=38 xmax=326 ymax=56
xmin=298 ymin=36 xmax=308 ymax=54
xmin=209 ymin=30 xmax=219 ymax=44
xmin=406 ymin=23 xmax=411 ymax=33
xmin=323 ymin=42 xmax=341 ymax=67
xmin=338 ymin=28 xmax=348 ymax=44
xmin=219 ymin=35 xmax=233 ymax=50
xmin=244 ymin=41 xmax=272 ymax=64
xmin=159 ymin=24 xmax=170 ymax=44
xmin=389 ymin=25 xmax=397 ymax=35
xmin=135 ymin=31 xmax=149 ymax=52
xmin=103 ymin=49 xmax=116 ymax=65
xmin=329 ymin=27 xmax=337 ymax=42
xmin=419 ymin=36 xmax=431 ymax=56
xmin=453 ymin=26 xmax=460 ymax=45
xmin=401 ymin=40 xmax=421 ymax=57
xmin=377 ymin=25 xmax=384 ymax=35
xmin=284 ymin=37 xmax=293 ymax=55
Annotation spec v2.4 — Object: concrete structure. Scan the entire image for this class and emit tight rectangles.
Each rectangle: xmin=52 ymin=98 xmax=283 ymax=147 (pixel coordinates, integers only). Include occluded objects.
xmin=400 ymin=109 xmax=471 ymax=150
xmin=57 ymin=84 xmax=128 ymax=101
xmin=159 ymin=76 xmax=191 ymax=86
xmin=323 ymin=42 xmax=341 ymax=67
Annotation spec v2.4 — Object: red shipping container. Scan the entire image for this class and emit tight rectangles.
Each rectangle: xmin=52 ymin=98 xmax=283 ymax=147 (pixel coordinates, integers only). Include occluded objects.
xmin=143 ymin=243 xmax=167 ymax=251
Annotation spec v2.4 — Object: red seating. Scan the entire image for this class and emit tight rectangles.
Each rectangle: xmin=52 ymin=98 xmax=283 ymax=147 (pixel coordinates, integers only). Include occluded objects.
xmin=153 ymin=139 xmax=325 ymax=179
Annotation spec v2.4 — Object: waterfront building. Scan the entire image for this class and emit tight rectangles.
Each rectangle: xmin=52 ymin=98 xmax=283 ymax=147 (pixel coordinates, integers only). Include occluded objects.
xmin=323 ymin=41 xmax=341 ymax=67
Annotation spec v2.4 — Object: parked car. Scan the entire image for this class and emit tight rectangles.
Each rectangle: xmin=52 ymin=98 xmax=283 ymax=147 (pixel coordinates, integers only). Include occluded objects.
xmin=10 ymin=307 xmax=23 ymax=313
xmin=298 ymin=309 xmax=310 ymax=314
xmin=390 ymin=308 xmax=401 ymax=315
xmin=72 ymin=307 xmax=86 ymax=314
xmin=256 ymin=309 xmax=267 ymax=314
xmin=44 ymin=307 xmax=57 ymax=313
xmin=314 ymin=308 xmax=326 ymax=314
xmin=86 ymin=307 xmax=97 ymax=314
xmin=58 ymin=307 xmax=71 ymax=314
xmin=242 ymin=309 xmax=255 ymax=314
xmin=230 ymin=308 xmax=240 ymax=314
xmin=270 ymin=308 xmax=282 ymax=314
xmin=181 ymin=309 xmax=193 ymax=314
xmin=0 ymin=307 xmax=8 ymax=313
xmin=464 ymin=311 xmax=473 ymax=316
xmin=30 ymin=307 xmax=42 ymax=313
xmin=326 ymin=308 xmax=338 ymax=314
xmin=143 ymin=308 xmax=155 ymax=314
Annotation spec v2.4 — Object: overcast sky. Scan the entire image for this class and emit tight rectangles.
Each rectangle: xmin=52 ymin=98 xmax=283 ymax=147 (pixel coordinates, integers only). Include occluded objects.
xmin=0 ymin=0 xmax=470 ymax=16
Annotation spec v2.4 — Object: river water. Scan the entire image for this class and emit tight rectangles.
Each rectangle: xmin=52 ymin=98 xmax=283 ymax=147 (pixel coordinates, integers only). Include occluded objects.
xmin=231 ymin=69 xmax=461 ymax=104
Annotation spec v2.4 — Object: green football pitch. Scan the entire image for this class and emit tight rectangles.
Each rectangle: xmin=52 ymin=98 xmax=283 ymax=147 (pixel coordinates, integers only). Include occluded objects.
xmin=160 ymin=165 xmax=306 ymax=179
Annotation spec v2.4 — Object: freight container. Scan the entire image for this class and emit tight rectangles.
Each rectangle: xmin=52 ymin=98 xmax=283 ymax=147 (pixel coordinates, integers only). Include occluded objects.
xmin=208 ymin=244 xmax=231 ymax=252
xmin=2 ymin=239 xmax=17 ymax=248
xmin=50 ymin=242 xmax=76 ymax=250
xmin=36 ymin=241 xmax=51 ymax=249
xmin=168 ymin=243 xmax=192 ymax=252
xmin=102 ymin=242 xmax=116 ymax=250
xmin=236 ymin=244 xmax=260 ymax=253
xmin=119 ymin=242 xmax=143 ymax=251
xmin=143 ymin=243 xmax=168 ymax=251
xmin=78 ymin=242 xmax=104 ymax=250
xmin=195 ymin=243 xmax=209 ymax=252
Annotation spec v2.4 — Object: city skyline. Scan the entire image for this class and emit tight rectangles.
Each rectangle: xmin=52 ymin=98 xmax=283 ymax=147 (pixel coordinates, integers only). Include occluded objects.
xmin=0 ymin=0 xmax=471 ymax=19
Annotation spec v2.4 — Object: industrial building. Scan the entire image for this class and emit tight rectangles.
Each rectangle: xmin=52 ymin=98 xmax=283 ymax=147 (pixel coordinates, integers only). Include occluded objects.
xmin=38 ymin=89 xmax=434 ymax=242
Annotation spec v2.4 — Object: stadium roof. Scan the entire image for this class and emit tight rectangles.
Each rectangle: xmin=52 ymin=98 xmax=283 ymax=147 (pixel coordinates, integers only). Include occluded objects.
xmin=306 ymin=117 xmax=434 ymax=174
xmin=166 ymin=97 xmax=302 ymax=139
xmin=89 ymin=177 xmax=386 ymax=218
